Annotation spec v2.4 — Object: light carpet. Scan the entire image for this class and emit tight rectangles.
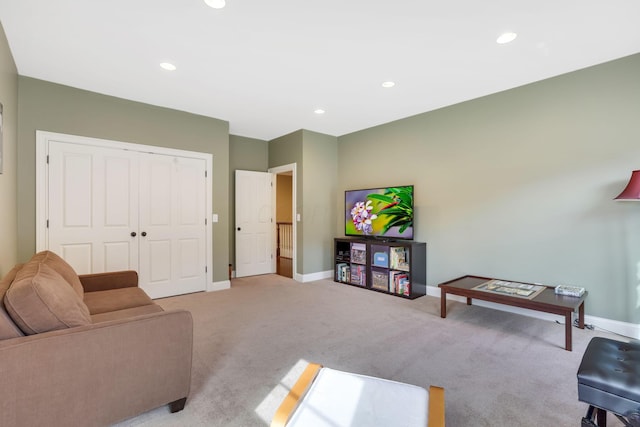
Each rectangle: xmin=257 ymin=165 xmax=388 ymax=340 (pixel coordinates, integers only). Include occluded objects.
xmin=114 ymin=274 xmax=624 ymax=427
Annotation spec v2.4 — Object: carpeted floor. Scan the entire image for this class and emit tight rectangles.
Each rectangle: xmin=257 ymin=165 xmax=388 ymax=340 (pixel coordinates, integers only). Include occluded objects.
xmin=114 ymin=274 xmax=625 ymax=426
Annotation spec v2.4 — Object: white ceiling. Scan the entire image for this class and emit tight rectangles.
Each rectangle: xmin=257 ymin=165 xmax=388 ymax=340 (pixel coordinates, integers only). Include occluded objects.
xmin=1 ymin=0 xmax=639 ymax=141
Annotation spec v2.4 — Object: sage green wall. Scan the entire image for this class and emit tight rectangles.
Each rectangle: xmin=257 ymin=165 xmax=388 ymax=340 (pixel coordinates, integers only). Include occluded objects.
xmin=269 ymin=130 xmax=304 ymax=272
xmin=267 ymin=130 xmax=338 ymax=275
xmin=0 ymin=22 xmax=18 ymax=276
xmin=338 ymin=53 xmax=640 ymax=323
xmin=228 ymin=134 xmax=269 ymax=271
xmin=302 ymin=130 xmax=338 ymax=274
xmin=16 ymin=77 xmax=231 ymax=283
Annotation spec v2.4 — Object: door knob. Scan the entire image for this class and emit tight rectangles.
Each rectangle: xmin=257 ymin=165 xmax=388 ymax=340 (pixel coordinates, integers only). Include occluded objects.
xmin=131 ymin=232 xmax=137 ymax=237
xmin=141 ymin=231 xmax=147 ymax=237
xmin=237 ymin=227 xmax=241 ymax=231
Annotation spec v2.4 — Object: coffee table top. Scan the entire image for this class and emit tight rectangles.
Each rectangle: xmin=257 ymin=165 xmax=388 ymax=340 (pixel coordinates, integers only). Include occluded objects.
xmin=439 ymin=275 xmax=587 ymax=311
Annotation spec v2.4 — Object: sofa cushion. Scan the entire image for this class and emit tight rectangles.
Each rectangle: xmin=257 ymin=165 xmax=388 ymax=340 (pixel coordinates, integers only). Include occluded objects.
xmin=4 ymin=262 xmax=92 ymax=335
xmin=83 ymin=287 xmax=156 ymax=315
xmin=91 ymin=304 xmax=164 ymax=323
xmin=0 ymin=264 xmax=26 ymax=340
xmin=30 ymin=250 xmax=84 ymax=298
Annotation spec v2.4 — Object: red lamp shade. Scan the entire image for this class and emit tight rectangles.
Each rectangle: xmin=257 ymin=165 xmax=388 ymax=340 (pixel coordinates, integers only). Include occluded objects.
xmin=615 ymin=170 xmax=640 ymax=200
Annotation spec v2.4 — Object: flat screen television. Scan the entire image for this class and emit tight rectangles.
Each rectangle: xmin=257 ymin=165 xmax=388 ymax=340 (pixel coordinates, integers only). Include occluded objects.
xmin=345 ymin=185 xmax=414 ymax=240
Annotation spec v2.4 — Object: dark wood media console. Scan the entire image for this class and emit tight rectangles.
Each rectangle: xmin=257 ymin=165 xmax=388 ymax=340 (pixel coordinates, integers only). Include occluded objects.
xmin=439 ymin=275 xmax=587 ymax=351
xmin=334 ymin=237 xmax=426 ymax=299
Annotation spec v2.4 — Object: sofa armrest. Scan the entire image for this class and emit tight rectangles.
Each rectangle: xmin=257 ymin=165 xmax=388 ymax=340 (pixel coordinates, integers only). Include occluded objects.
xmin=0 ymin=309 xmax=193 ymax=426
xmin=79 ymin=270 xmax=139 ymax=292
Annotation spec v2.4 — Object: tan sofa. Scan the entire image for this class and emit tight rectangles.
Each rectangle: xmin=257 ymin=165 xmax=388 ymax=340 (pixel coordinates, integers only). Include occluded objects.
xmin=0 ymin=251 xmax=193 ymax=426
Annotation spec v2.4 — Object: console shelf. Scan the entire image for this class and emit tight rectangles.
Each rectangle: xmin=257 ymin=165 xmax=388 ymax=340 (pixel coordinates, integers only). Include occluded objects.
xmin=334 ymin=237 xmax=426 ymax=299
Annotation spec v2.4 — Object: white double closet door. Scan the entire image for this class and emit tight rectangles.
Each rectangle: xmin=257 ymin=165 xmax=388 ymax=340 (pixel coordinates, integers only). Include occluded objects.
xmin=39 ymin=132 xmax=210 ymax=299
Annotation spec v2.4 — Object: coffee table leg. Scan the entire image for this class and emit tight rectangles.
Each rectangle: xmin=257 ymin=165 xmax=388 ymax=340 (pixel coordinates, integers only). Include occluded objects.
xmin=440 ymin=290 xmax=447 ymax=318
xmin=578 ymin=302 xmax=585 ymax=329
xmin=565 ymin=312 xmax=572 ymax=351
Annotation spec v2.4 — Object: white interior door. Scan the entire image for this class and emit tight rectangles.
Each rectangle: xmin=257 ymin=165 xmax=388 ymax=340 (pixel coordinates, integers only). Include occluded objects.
xmin=48 ymin=141 xmax=138 ymax=274
xmin=235 ymin=170 xmax=273 ymax=277
xmin=139 ymin=154 xmax=207 ymax=298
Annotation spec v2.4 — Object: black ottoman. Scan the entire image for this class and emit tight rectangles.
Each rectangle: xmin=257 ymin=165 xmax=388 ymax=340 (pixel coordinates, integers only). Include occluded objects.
xmin=577 ymin=337 xmax=640 ymax=427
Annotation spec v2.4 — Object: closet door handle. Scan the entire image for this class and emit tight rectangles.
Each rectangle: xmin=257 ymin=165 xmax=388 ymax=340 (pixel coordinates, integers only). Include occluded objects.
xmin=141 ymin=231 xmax=147 ymax=237
xmin=131 ymin=232 xmax=137 ymax=237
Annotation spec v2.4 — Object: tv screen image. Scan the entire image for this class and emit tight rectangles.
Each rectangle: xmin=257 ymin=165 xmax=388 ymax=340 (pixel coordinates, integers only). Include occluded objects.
xmin=345 ymin=185 xmax=414 ymax=240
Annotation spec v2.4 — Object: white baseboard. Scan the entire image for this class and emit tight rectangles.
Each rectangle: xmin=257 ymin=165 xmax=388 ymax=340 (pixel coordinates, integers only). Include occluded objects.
xmin=584 ymin=314 xmax=640 ymax=340
xmin=207 ymin=280 xmax=230 ymax=292
xmin=428 ymin=285 xmax=640 ymax=340
xmin=297 ymin=270 xmax=333 ymax=283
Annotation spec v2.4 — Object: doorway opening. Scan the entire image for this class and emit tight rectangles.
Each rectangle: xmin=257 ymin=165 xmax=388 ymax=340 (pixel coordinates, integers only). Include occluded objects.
xmin=270 ymin=164 xmax=296 ymax=279
xmin=275 ymin=172 xmax=293 ymax=278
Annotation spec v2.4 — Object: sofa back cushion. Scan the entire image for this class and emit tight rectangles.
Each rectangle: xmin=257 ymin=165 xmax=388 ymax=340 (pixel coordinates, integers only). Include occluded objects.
xmin=30 ymin=250 xmax=85 ymax=298
xmin=0 ymin=264 xmax=26 ymax=340
xmin=4 ymin=262 xmax=91 ymax=335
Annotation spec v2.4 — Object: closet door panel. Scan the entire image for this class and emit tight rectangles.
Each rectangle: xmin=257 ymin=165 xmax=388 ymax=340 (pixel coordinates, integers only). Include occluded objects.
xmin=175 ymin=158 xmax=206 ymax=283
xmin=138 ymin=154 xmax=206 ymax=298
xmin=48 ymin=141 xmax=139 ymax=274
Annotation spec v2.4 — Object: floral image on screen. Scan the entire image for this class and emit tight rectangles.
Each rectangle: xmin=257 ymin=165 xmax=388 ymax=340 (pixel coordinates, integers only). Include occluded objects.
xmin=345 ymin=185 xmax=414 ymax=239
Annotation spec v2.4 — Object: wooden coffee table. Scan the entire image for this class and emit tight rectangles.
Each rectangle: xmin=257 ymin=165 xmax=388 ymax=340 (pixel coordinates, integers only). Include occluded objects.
xmin=438 ymin=275 xmax=587 ymax=351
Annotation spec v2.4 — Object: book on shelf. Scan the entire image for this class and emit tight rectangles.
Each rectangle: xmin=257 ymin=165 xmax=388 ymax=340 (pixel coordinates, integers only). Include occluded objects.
xmin=336 ymin=263 xmax=350 ymax=283
xmin=350 ymin=243 xmax=367 ymax=264
xmin=389 ymin=247 xmax=410 ymax=271
xmin=396 ymin=277 xmax=410 ymax=296
xmin=389 ymin=271 xmax=409 ymax=295
xmin=350 ymin=264 xmax=366 ymax=286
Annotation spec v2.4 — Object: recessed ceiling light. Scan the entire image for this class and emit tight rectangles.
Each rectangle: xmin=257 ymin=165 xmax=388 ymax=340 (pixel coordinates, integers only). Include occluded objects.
xmin=204 ymin=0 xmax=226 ymax=9
xmin=314 ymin=109 xmax=325 ymax=115
xmin=496 ymin=32 xmax=517 ymax=44
xmin=381 ymin=81 xmax=395 ymax=88
xmin=160 ymin=62 xmax=176 ymax=71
